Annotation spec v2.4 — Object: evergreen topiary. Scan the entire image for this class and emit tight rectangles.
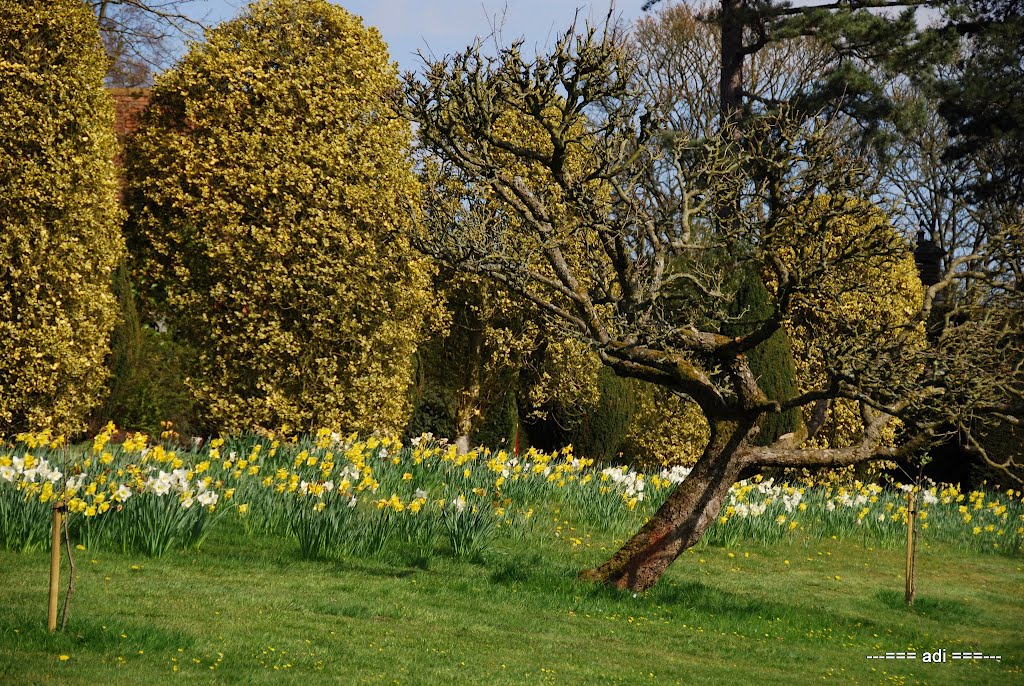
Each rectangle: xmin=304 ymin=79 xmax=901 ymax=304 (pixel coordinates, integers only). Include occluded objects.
xmin=0 ymin=0 xmax=123 ymax=436
xmin=725 ymin=265 xmax=802 ymax=446
xmin=124 ymin=0 xmax=432 ymax=434
xmin=576 ymin=368 xmax=635 ymax=461
xmin=524 ymin=366 xmax=635 ymax=462
xmin=471 ymin=377 xmax=520 ymax=451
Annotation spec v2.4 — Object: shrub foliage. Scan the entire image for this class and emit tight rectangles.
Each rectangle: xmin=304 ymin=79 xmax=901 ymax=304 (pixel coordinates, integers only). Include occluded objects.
xmin=772 ymin=196 xmax=926 ymax=448
xmin=0 ymin=0 xmax=123 ymax=436
xmin=125 ymin=0 xmax=431 ymax=434
xmin=93 ymin=261 xmax=197 ymax=435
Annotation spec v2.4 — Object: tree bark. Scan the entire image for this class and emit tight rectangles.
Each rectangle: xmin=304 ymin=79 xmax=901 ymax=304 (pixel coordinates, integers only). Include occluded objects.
xmin=580 ymin=419 xmax=753 ymax=592
xmin=454 ymin=317 xmax=484 ymax=455
xmin=719 ymin=0 xmax=745 ymax=123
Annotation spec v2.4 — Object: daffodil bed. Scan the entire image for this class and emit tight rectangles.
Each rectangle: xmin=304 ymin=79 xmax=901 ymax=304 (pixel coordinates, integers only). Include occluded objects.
xmin=3 ymin=425 xmax=1023 ymax=560
xmin=1 ymin=426 xmax=1022 ymax=684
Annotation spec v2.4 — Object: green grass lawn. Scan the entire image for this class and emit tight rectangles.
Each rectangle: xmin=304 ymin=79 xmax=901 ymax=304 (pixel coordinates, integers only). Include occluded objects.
xmin=1 ymin=518 xmax=1022 ymax=685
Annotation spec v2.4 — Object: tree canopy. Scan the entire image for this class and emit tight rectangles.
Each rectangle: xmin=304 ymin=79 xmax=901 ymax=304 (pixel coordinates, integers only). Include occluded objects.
xmin=125 ymin=0 xmax=432 ymax=435
xmin=406 ymin=19 xmax=1023 ymax=590
xmin=91 ymin=0 xmax=205 ymax=86
xmin=931 ymin=0 xmax=1024 ymax=204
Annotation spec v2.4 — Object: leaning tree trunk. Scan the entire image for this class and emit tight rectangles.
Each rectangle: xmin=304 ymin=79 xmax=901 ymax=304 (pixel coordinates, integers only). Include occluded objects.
xmin=580 ymin=419 xmax=752 ymax=592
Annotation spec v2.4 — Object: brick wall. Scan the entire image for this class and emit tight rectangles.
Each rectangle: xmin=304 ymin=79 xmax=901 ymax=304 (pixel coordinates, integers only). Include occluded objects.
xmin=108 ymin=88 xmax=150 ymax=197
xmin=109 ymin=88 xmax=150 ymax=170
xmin=109 ymin=88 xmax=150 ymax=140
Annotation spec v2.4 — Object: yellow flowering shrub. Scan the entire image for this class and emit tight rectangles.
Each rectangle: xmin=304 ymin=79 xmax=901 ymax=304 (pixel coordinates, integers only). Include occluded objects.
xmin=0 ymin=0 xmax=123 ymax=436
xmin=527 ymin=339 xmax=603 ymax=413
xmin=767 ymin=196 xmax=926 ymax=447
xmin=124 ymin=0 xmax=431 ymax=434
xmin=620 ymin=385 xmax=709 ymax=468
xmin=415 ymin=101 xmax=608 ymax=447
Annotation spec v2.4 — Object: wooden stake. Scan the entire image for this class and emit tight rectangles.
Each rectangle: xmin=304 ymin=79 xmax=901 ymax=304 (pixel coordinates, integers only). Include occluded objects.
xmin=905 ymin=489 xmax=917 ymax=606
xmin=60 ymin=507 xmax=76 ymax=631
xmin=48 ymin=502 xmax=63 ymax=632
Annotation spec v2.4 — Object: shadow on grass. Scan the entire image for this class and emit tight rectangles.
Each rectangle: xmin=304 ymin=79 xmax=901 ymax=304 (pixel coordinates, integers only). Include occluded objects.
xmin=331 ymin=557 xmax=418 ymax=579
xmin=566 ymin=579 xmax=921 ymax=648
xmin=309 ymin=600 xmax=405 ymax=621
xmin=874 ymin=589 xmax=975 ymax=623
xmin=482 ymin=550 xmax=904 ymax=649
xmin=0 ymin=611 xmax=196 ymax=655
xmin=650 ymin=580 xmax=818 ymax=618
xmin=489 ymin=553 xmax=549 ymax=587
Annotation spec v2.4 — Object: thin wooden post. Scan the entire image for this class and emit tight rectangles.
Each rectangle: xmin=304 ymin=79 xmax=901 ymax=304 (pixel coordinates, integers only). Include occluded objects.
xmin=905 ymin=489 xmax=917 ymax=606
xmin=48 ymin=502 xmax=64 ymax=632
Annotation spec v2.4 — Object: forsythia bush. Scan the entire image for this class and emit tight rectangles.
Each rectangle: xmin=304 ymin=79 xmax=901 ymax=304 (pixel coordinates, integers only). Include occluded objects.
xmin=125 ymin=0 xmax=431 ymax=434
xmin=0 ymin=0 xmax=123 ymax=436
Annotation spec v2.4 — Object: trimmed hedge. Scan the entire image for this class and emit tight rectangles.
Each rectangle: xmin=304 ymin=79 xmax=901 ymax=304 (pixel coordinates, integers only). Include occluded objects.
xmin=124 ymin=0 xmax=431 ymax=434
xmin=0 ymin=0 xmax=123 ymax=436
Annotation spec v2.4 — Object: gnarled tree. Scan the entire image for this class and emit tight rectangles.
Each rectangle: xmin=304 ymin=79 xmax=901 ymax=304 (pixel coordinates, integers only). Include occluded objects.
xmin=90 ymin=0 xmax=205 ymax=86
xmin=406 ymin=23 xmax=1023 ymax=591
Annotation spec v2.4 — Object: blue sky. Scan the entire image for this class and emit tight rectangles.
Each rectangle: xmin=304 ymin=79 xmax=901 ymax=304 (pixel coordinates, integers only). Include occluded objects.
xmin=184 ymin=1 xmax=647 ymax=74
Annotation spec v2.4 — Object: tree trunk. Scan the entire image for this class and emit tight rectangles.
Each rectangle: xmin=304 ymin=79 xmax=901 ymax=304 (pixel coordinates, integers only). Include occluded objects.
xmin=582 ymin=2 xmax=753 ymax=594
xmin=580 ymin=419 xmax=752 ymax=592
xmin=454 ymin=320 xmax=484 ymax=455
xmin=719 ymin=0 xmax=745 ymax=123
